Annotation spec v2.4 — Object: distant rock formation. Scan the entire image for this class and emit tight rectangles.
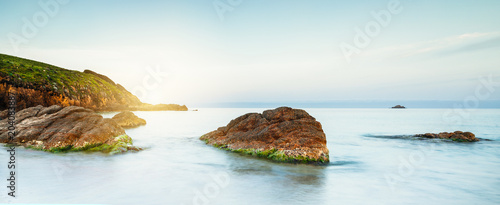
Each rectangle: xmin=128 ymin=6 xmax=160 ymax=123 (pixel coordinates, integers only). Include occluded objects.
xmin=0 ymin=53 xmax=187 ymax=111
xmin=112 ymin=111 xmax=146 ymax=128
xmin=392 ymin=105 xmax=406 ymax=108
xmin=0 ymin=105 xmax=140 ymax=153
xmin=414 ymin=131 xmax=478 ymax=142
xmin=201 ymin=107 xmax=329 ymax=164
xmin=132 ymin=103 xmax=188 ymax=111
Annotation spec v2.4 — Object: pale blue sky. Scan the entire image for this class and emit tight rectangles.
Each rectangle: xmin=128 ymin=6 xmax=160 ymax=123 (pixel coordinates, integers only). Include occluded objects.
xmin=1 ymin=0 xmax=499 ymax=106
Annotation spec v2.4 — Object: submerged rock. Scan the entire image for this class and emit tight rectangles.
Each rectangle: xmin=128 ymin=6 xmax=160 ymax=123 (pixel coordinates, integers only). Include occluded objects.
xmin=112 ymin=111 xmax=146 ymax=128
xmin=414 ymin=131 xmax=478 ymax=142
xmin=200 ymin=107 xmax=329 ymax=164
xmin=0 ymin=105 xmax=141 ymax=153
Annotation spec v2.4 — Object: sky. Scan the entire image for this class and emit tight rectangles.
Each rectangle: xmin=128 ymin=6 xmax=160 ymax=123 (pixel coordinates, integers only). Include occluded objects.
xmin=0 ymin=0 xmax=499 ymax=107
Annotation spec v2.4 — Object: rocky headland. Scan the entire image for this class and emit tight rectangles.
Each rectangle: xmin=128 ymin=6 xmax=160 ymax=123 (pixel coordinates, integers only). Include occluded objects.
xmin=0 ymin=53 xmax=187 ymax=111
xmin=0 ymin=105 xmax=140 ymax=153
xmin=201 ymin=107 xmax=330 ymax=164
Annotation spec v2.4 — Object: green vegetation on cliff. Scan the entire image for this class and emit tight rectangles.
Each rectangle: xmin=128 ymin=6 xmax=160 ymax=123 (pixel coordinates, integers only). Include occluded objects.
xmin=1 ymin=53 xmax=121 ymax=95
xmin=0 ymin=53 xmax=141 ymax=110
xmin=0 ymin=53 xmax=188 ymax=111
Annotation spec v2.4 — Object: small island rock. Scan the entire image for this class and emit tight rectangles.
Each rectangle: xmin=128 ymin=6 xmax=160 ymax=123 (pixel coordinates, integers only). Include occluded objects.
xmin=392 ymin=105 xmax=406 ymax=108
xmin=112 ymin=111 xmax=146 ymax=128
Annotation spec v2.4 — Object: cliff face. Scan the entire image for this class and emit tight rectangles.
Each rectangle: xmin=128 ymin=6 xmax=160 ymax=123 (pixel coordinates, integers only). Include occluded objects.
xmin=0 ymin=54 xmax=185 ymax=111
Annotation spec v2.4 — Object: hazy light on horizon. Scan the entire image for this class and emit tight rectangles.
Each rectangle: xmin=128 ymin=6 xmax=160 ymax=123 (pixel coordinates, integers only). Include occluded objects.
xmin=1 ymin=0 xmax=499 ymax=105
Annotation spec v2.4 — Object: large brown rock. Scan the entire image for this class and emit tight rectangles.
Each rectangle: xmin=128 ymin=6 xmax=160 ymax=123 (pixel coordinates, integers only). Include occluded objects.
xmin=415 ymin=131 xmax=478 ymax=142
xmin=0 ymin=105 xmax=139 ymax=153
xmin=112 ymin=111 xmax=146 ymax=128
xmin=201 ymin=107 xmax=329 ymax=164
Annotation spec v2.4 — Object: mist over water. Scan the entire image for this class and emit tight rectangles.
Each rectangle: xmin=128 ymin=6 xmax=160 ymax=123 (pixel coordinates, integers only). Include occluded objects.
xmin=1 ymin=108 xmax=499 ymax=204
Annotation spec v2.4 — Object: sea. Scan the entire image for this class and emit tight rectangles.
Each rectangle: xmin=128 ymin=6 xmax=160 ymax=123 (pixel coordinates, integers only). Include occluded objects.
xmin=1 ymin=108 xmax=499 ymax=205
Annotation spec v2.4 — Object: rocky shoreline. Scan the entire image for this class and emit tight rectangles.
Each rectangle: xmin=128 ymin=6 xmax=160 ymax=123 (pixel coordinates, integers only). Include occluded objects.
xmin=0 ymin=54 xmax=487 ymax=161
xmin=0 ymin=103 xmax=486 ymax=162
xmin=0 ymin=54 xmax=189 ymax=154
xmin=0 ymin=105 xmax=141 ymax=154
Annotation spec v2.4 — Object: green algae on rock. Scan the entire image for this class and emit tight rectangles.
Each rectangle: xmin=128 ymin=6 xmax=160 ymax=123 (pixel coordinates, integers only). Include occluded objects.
xmin=24 ymin=135 xmax=140 ymax=154
xmin=201 ymin=107 xmax=330 ymax=164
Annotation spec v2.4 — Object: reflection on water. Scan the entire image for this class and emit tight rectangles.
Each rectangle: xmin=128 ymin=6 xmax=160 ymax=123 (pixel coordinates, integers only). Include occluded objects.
xmin=330 ymin=160 xmax=359 ymax=166
xmin=0 ymin=108 xmax=499 ymax=205
xmin=227 ymin=153 xmax=327 ymax=185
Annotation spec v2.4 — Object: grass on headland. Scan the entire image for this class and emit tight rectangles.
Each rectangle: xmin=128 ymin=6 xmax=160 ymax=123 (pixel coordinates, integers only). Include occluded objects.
xmin=0 ymin=53 xmax=124 ymax=101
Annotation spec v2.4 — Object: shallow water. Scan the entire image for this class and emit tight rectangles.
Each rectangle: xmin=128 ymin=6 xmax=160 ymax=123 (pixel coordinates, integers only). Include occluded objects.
xmin=1 ymin=108 xmax=499 ymax=204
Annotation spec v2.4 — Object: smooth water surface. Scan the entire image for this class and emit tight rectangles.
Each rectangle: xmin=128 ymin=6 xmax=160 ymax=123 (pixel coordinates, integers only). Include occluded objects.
xmin=1 ymin=108 xmax=499 ymax=204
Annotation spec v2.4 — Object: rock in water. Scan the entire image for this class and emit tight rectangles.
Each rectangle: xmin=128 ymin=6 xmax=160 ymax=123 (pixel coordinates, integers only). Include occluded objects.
xmin=0 ymin=105 xmax=140 ymax=153
xmin=415 ymin=131 xmax=478 ymax=142
xmin=112 ymin=111 xmax=146 ymax=128
xmin=200 ymin=107 xmax=330 ymax=164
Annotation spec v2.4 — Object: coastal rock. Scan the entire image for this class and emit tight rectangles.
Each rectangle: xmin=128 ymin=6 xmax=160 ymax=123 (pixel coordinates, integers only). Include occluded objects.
xmin=415 ymin=131 xmax=478 ymax=142
xmin=200 ymin=107 xmax=329 ymax=164
xmin=0 ymin=105 xmax=140 ymax=153
xmin=112 ymin=111 xmax=146 ymax=128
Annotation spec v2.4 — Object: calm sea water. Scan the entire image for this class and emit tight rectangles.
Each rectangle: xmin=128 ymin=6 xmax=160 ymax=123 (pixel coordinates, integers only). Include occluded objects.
xmin=1 ymin=108 xmax=499 ymax=205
